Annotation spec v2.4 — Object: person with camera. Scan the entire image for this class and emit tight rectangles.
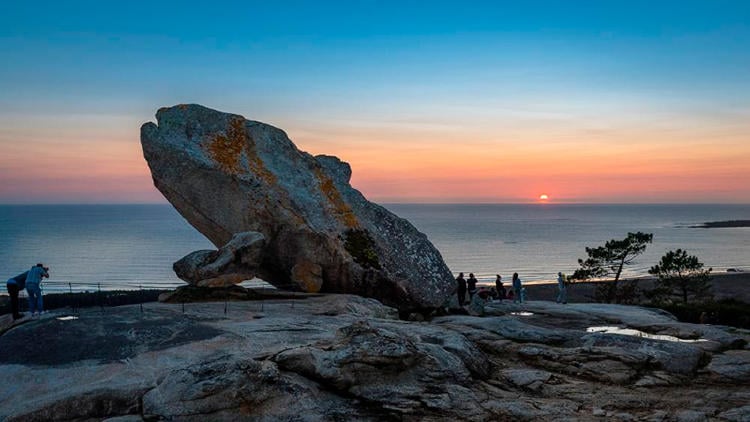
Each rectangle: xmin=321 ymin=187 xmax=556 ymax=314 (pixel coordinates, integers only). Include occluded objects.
xmin=25 ymin=263 xmax=49 ymax=317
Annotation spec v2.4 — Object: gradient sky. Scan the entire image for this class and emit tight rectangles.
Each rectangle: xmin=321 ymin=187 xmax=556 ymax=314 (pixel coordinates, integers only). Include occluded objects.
xmin=1 ymin=1 xmax=749 ymax=204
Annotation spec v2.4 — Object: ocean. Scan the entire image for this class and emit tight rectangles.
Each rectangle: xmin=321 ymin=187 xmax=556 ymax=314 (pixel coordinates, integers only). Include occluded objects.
xmin=1 ymin=204 xmax=748 ymax=293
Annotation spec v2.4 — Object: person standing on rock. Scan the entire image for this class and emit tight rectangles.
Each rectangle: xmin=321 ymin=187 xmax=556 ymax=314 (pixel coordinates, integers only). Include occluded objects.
xmin=495 ymin=275 xmax=506 ymax=301
xmin=6 ymin=270 xmax=29 ymax=320
xmin=456 ymin=272 xmax=467 ymax=306
xmin=512 ymin=272 xmax=523 ymax=304
xmin=467 ymin=273 xmax=478 ymax=299
xmin=556 ymin=272 xmax=567 ymax=304
xmin=25 ymin=263 xmax=49 ymax=317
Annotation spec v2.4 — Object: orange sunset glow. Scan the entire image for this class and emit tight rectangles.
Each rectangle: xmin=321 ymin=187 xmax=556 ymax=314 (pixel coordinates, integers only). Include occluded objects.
xmin=1 ymin=109 xmax=750 ymax=204
xmin=291 ymin=113 xmax=750 ymax=203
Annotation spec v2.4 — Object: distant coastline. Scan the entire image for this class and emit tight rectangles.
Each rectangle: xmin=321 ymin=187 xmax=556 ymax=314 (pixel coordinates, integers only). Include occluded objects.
xmin=523 ymin=271 xmax=750 ymax=304
xmin=691 ymin=220 xmax=750 ymax=228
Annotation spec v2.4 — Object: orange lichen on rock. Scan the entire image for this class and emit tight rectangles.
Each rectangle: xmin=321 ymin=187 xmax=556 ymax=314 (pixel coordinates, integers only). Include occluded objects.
xmin=206 ymin=117 xmax=278 ymax=185
xmin=291 ymin=261 xmax=323 ymax=293
xmin=315 ymin=167 xmax=359 ymax=228
xmin=207 ymin=117 xmax=247 ymax=175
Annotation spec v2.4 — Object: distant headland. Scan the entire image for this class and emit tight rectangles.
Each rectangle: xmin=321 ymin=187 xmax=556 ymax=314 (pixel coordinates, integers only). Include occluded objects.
xmin=692 ymin=220 xmax=750 ymax=228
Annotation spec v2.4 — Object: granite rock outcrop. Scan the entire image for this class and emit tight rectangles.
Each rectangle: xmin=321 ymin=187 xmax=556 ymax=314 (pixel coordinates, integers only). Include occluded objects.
xmin=1 ymin=298 xmax=748 ymax=421
xmin=141 ymin=104 xmax=454 ymax=311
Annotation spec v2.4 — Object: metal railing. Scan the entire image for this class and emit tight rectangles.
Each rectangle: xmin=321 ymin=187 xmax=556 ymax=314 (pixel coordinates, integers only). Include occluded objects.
xmin=3 ymin=278 xmax=301 ymax=318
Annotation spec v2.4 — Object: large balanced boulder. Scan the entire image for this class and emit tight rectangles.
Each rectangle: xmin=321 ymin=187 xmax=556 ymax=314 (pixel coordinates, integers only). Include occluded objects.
xmin=141 ymin=104 xmax=455 ymax=311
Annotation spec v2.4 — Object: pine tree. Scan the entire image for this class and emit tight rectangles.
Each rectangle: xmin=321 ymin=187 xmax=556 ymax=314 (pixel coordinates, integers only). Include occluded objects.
xmin=571 ymin=232 xmax=653 ymax=303
xmin=648 ymin=249 xmax=712 ymax=304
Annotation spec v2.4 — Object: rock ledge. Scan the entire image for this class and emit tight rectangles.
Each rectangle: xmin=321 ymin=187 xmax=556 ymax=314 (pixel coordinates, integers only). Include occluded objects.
xmin=1 ymin=298 xmax=748 ymax=421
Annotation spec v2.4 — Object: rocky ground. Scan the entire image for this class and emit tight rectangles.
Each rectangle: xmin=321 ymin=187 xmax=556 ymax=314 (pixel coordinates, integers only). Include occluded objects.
xmin=1 ymin=295 xmax=749 ymax=421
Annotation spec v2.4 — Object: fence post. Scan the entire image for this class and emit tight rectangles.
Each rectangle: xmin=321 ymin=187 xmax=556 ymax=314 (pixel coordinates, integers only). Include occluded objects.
xmin=98 ymin=282 xmax=104 ymax=313
xmin=69 ymin=283 xmax=75 ymax=314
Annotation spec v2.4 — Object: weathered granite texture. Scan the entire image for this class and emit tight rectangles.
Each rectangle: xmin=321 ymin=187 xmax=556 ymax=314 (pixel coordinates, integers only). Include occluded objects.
xmin=141 ymin=104 xmax=454 ymax=311
xmin=1 ymin=298 xmax=748 ymax=421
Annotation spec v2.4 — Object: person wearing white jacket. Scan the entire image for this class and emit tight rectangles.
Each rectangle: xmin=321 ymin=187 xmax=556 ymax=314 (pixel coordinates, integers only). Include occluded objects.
xmin=25 ymin=263 xmax=49 ymax=316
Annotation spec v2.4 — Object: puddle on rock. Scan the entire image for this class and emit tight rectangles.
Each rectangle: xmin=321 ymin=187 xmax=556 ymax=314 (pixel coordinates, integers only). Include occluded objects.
xmin=510 ymin=312 xmax=535 ymax=316
xmin=586 ymin=326 xmax=707 ymax=343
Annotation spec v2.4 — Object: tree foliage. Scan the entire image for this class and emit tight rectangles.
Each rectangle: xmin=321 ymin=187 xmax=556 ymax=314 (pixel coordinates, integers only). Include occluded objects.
xmin=571 ymin=232 xmax=653 ymax=303
xmin=647 ymin=249 xmax=712 ymax=304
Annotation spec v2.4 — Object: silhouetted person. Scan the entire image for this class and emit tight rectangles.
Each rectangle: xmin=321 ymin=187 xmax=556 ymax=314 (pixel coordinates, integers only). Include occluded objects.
xmin=495 ymin=275 xmax=506 ymax=301
xmin=556 ymin=272 xmax=567 ymax=304
xmin=6 ymin=271 xmax=29 ymax=320
xmin=456 ymin=272 xmax=467 ymax=306
xmin=467 ymin=273 xmax=478 ymax=299
xmin=512 ymin=272 xmax=523 ymax=303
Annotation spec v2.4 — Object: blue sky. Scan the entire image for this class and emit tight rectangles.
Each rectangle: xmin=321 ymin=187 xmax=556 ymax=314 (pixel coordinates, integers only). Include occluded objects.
xmin=1 ymin=1 xmax=749 ymax=203
xmin=3 ymin=1 xmax=748 ymax=114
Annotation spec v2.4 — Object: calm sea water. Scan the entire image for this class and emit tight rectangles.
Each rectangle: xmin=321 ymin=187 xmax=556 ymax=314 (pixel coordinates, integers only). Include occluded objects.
xmin=1 ymin=204 xmax=748 ymax=292
xmin=388 ymin=204 xmax=750 ymax=284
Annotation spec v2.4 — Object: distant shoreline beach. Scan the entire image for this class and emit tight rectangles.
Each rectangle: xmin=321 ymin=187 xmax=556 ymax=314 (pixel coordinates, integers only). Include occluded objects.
xmin=691 ymin=220 xmax=750 ymax=228
xmin=521 ymin=271 xmax=750 ymax=304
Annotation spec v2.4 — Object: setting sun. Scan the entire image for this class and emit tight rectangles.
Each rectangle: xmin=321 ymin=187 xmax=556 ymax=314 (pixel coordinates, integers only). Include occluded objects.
xmin=539 ymin=194 xmax=549 ymax=201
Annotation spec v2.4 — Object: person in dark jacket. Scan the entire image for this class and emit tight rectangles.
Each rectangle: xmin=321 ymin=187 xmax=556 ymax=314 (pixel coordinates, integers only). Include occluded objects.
xmin=456 ymin=272 xmax=467 ymax=306
xmin=467 ymin=273 xmax=478 ymax=299
xmin=495 ymin=274 xmax=506 ymax=301
xmin=6 ymin=271 xmax=29 ymax=320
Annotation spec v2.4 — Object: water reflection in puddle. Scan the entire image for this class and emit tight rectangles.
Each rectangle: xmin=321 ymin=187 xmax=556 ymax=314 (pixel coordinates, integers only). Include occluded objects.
xmin=510 ymin=312 xmax=535 ymax=316
xmin=56 ymin=316 xmax=79 ymax=321
xmin=586 ymin=326 xmax=707 ymax=343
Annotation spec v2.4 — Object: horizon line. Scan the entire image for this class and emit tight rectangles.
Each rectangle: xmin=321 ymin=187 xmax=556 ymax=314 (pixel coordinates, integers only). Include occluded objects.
xmin=2 ymin=202 xmax=750 ymax=206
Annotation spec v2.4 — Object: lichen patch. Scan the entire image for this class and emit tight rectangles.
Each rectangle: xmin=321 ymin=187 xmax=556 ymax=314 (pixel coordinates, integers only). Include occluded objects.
xmin=314 ymin=167 xmax=358 ymax=228
xmin=207 ymin=117 xmax=247 ymax=175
